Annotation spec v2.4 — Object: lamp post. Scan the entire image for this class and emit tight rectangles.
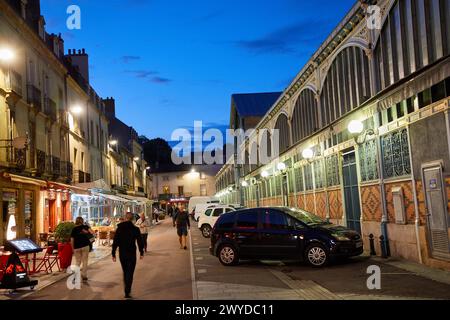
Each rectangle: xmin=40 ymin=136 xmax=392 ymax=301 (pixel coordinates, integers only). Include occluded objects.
xmin=348 ymin=119 xmax=376 ymax=145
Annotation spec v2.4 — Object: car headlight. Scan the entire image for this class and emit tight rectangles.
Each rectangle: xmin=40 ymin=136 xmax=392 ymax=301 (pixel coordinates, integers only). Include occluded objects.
xmin=332 ymin=233 xmax=351 ymax=241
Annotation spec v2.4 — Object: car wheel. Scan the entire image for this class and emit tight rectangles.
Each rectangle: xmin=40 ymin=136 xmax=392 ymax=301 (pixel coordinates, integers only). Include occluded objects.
xmin=218 ymin=244 xmax=239 ymax=266
xmin=201 ymin=225 xmax=212 ymax=238
xmin=305 ymin=243 xmax=329 ymax=268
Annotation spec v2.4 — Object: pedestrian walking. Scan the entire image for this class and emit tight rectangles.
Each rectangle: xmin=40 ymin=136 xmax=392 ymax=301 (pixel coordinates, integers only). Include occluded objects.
xmin=173 ymin=208 xmax=190 ymax=250
xmin=112 ymin=212 xmax=145 ymax=299
xmin=167 ymin=205 xmax=173 ymax=218
xmin=71 ymin=217 xmax=94 ymax=282
xmin=153 ymin=207 xmax=159 ymax=223
xmin=135 ymin=213 xmax=150 ymax=253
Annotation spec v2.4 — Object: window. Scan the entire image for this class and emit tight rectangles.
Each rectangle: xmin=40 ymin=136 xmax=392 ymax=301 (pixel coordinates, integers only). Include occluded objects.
xmin=381 ymin=128 xmax=411 ymax=178
xmin=326 ymin=155 xmax=340 ymax=187
xmin=431 ymin=81 xmax=446 ymax=103
xmin=212 ymin=208 xmax=223 ymax=217
xmin=163 ymin=176 xmax=169 ymax=181
xmin=295 ymin=167 xmax=304 ymax=192
xmin=204 ymin=209 xmax=212 ymax=217
xmin=217 ymin=213 xmax=236 ymax=229
xmin=200 ymin=184 xmax=207 ymax=196
xmin=359 ymin=139 xmax=379 ymax=182
xmin=313 ymin=160 xmax=324 ymax=189
xmin=304 ymin=164 xmax=313 ymax=190
xmin=236 ymin=211 xmax=258 ymax=230
xmin=178 ymin=186 xmax=184 ymax=196
xmin=262 ymin=210 xmax=288 ymax=230
xmin=225 ymin=208 xmax=234 ymax=213
xmin=177 ymin=175 xmax=183 ymax=180
xmin=418 ymin=88 xmax=432 ymax=108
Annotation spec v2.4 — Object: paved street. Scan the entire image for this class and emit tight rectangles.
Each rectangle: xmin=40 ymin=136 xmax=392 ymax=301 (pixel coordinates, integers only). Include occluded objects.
xmin=1 ymin=218 xmax=449 ymax=300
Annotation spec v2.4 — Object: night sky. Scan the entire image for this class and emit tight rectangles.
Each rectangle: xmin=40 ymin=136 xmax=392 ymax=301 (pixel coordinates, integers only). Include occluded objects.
xmin=41 ymin=0 xmax=355 ymax=144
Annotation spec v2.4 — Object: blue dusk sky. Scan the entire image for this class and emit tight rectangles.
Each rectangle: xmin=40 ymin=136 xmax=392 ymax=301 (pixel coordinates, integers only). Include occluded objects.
xmin=40 ymin=0 xmax=355 ymax=144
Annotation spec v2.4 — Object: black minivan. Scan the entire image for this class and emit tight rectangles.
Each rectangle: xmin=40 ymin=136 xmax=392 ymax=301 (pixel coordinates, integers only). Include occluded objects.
xmin=210 ymin=207 xmax=363 ymax=267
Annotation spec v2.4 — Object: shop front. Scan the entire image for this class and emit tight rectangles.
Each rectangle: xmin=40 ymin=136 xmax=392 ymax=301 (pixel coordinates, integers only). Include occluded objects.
xmin=0 ymin=173 xmax=46 ymax=246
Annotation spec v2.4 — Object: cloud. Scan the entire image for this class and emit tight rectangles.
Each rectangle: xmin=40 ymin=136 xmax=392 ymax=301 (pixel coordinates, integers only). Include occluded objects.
xmin=235 ymin=20 xmax=331 ymax=55
xmin=125 ymin=70 xmax=172 ymax=84
xmin=121 ymin=55 xmax=141 ymax=63
xmin=125 ymin=70 xmax=158 ymax=78
xmin=151 ymin=77 xmax=172 ymax=84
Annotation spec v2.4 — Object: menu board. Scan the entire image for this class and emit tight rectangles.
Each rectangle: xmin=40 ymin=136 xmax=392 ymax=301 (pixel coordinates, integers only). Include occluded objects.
xmin=7 ymin=239 xmax=43 ymax=254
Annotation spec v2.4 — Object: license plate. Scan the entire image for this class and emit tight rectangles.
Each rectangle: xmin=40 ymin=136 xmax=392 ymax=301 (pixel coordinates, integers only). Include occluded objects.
xmin=356 ymin=241 xmax=363 ymax=248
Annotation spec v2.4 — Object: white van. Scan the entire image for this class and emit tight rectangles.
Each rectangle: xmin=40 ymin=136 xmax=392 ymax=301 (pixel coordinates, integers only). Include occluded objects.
xmin=188 ymin=196 xmax=220 ymax=217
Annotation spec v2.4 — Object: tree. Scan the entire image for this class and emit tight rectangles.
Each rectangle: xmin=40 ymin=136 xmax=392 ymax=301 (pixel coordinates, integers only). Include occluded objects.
xmin=141 ymin=138 xmax=172 ymax=169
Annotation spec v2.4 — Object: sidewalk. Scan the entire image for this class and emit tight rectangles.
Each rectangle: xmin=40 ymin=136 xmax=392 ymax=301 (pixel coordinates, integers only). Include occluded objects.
xmin=370 ymin=256 xmax=450 ymax=286
xmin=1 ymin=219 xmax=164 ymax=300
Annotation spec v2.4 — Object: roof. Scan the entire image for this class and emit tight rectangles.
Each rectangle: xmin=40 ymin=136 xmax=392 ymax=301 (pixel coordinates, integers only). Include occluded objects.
xmin=231 ymin=92 xmax=282 ymax=117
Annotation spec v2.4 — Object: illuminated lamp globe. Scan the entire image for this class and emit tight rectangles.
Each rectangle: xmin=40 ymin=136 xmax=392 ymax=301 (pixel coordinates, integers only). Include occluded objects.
xmin=348 ymin=120 xmax=364 ymax=135
xmin=302 ymin=148 xmax=314 ymax=160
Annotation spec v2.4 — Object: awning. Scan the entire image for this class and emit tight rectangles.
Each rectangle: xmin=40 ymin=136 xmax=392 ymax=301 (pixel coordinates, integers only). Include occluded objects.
xmin=2 ymin=173 xmax=47 ymax=187
xmin=47 ymin=181 xmax=90 ymax=195
xmin=91 ymin=192 xmax=128 ymax=202
xmin=119 ymin=194 xmax=153 ymax=205
xmin=75 ymin=179 xmax=111 ymax=193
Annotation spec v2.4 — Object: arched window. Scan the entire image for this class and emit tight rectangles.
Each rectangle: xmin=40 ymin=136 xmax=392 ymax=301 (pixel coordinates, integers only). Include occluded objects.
xmin=320 ymin=46 xmax=371 ymax=127
xmin=291 ymin=89 xmax=318 ymax=143
xmin=274 ymin=114 xmax=290 ymax=154
xmin=374 ymin=0 xmax=450 ymax=92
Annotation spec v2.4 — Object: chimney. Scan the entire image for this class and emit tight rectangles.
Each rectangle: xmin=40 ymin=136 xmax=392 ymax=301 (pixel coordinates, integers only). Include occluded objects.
xmin=103 ymin=97 xmax=116 ymax=119
xmin=66 ymin=48 xmax=90 ymax=83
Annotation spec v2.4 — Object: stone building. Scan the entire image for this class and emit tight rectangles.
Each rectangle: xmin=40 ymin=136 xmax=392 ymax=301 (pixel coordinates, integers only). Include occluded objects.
xmin=216 ymin=0 xmax=450 ymax=270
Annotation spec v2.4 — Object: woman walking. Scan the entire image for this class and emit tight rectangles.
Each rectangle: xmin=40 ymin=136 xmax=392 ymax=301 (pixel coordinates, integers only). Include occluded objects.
xmin=135 ymin=213 xmax=150 ymax=253
xmin=71 ymin=217 xmax=94 ymax=281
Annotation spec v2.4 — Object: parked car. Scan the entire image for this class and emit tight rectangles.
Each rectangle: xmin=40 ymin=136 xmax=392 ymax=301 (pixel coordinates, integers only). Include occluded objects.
xmin=189 ymin=197 xmax=220 ymax=221
xmin=198 ymin=205 xmax=237 ymax=238
xmin=210 ymin=207 xmax=363 ymax=268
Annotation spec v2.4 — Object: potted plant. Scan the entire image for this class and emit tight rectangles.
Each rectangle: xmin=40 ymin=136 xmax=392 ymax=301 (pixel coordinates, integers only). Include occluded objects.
xmin=54 ymin=221 xmax=75 ymax=269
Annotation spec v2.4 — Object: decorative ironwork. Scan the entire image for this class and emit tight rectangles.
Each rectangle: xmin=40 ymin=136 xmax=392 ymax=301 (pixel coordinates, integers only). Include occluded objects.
xmin=382 ymin=128 xmax=411 ymax=179
xmin=7 ymin=70 xmax=23 ymax=96
xmin=44 ymin=97 xmax=57 ymax=121
xmin=27 ymin=84 xmax=42 ymax=110
xmin=36 ymin=149 xmax=46 ymax=175
xmin=14 ymin=148 xmax=26 ymax=171
xmin=313 ymin=160 xmax=325 ymax=189
xmin=358 ymin=139 xmax=379 ymax=182
xmin=326 ymin=154 xmax=340 ymax=187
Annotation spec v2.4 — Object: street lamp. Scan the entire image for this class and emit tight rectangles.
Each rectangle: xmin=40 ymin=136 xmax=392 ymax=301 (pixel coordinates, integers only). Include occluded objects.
xmin=261 ymin=170 xmax=270 ymax=178
xmin=134 ymin=156 xmax=140 ymax=161
xmin=302 ymin=148 xmax=314 ymax=160
xmin=241 ymin=180 xmax=248 ymax=187
xmin=70 ymin=105 xmax=83 ymax=115
xmin=277 ymin=162 xmax=286 ymax=171
xmin=0 ymin=47 xmax=14 ymax=63
xmin=348 ymin=120 xmax=376 ymax=145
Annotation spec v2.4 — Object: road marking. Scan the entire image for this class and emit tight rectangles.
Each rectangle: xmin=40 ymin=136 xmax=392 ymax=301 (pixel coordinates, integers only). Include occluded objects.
xmin=194 ymin=249 xmax=202 ymax=252
xmin=198 ymin=269 xmax=207 ymax=274
xmin=188 ymin=229 xmax=198 ymax=300
xmin=196 ymin=257 xmax=204 ymax=261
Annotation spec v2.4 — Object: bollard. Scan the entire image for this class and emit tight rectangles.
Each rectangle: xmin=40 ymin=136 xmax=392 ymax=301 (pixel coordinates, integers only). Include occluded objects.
xmin=369 ymin=234 xmax=376 ymax=256
xmin=379 ymin=235 xmax=387 ymax=258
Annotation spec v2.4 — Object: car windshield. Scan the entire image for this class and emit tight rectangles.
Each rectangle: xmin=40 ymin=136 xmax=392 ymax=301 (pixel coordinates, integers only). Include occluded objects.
xmin=282 ymin=208 xmax=329 ymax=226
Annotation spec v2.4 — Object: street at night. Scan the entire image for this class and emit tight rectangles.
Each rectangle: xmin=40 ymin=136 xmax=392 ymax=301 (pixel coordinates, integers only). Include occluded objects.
xmin=1 ymin=0 xmax=450 ymax=316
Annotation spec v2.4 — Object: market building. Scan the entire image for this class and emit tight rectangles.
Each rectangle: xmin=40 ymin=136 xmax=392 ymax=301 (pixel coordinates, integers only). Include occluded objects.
xmin=216 ymin=0 xmax=450 ymax=270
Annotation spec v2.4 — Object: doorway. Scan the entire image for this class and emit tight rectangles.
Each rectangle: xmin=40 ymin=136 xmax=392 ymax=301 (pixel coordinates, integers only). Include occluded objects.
xmin=342 ymin=150 xmax=362 ymax=234
xmin=422 ymin=162 xmax=450 ymax=259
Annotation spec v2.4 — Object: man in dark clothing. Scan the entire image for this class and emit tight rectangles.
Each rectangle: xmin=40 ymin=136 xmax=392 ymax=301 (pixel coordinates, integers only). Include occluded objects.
xmin=173 ymin=209 xmax=190 ymax=250
xmin=112 ymin=212 xmax=144 ymax=299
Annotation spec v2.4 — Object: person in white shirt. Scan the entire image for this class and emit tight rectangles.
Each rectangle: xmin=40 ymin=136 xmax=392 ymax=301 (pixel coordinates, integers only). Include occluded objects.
xmin=135 ymin=213 xmax=150 ymax=253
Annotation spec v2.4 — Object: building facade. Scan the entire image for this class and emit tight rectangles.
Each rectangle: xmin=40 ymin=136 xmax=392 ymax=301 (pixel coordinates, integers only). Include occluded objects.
xmin=0 ymin=0 xmax=152 ymax=245
xmin=216 ymin=0 xmax=450 ymax=270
